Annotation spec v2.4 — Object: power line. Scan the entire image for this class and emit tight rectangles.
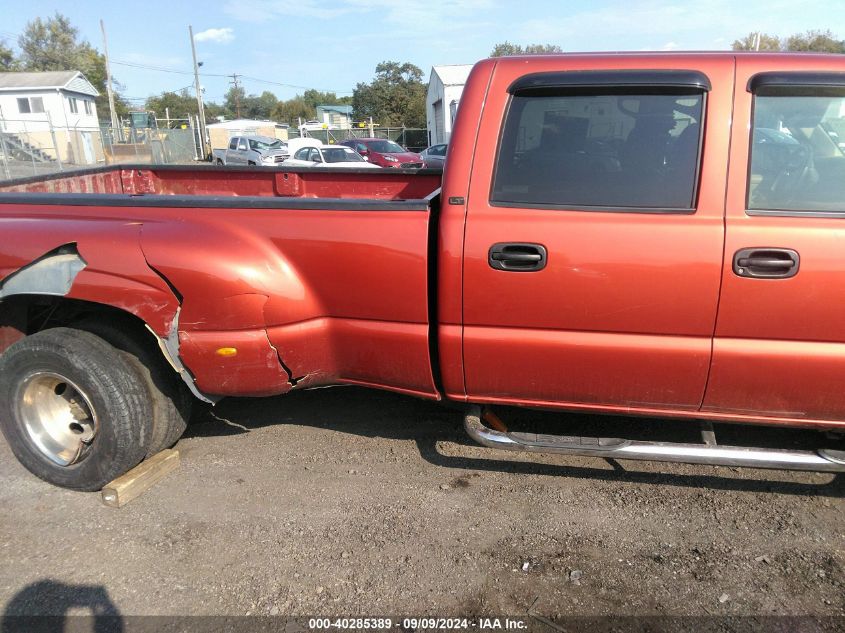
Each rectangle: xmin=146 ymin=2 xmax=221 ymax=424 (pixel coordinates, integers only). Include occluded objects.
xmin=239 ymin=74 xmax=353 ymax=94
xmin=1 ymin=27 xmax=355 ymax=95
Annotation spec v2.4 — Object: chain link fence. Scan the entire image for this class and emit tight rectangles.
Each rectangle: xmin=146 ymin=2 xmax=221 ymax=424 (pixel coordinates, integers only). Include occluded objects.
xmin=1 ymin=113 xmax=431 ymax=181
xmin=0 ymin=114 xmax=203 ymax=181
xmin=292 ymin=127 xmax=428 ymax=152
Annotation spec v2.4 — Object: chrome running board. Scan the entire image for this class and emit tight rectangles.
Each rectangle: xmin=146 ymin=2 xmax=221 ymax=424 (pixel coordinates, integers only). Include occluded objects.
xmin=464 ymin=407 xmax=845 ymax=473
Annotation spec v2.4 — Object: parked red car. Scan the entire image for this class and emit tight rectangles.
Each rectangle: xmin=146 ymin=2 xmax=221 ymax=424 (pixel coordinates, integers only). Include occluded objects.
xmin=340 ymin=138 xmax=423 ymax=168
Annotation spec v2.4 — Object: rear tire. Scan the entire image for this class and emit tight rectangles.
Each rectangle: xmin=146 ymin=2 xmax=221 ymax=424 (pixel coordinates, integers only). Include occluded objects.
xmin=75 ymin=317 xmax=192 ymax=457
xmin=216 ymin=158 xmax=224 ymax=165
xmin=0 ymin=328 xmax=153 ymax=491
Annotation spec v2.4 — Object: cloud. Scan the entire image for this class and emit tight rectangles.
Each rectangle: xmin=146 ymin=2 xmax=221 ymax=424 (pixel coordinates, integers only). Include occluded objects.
xmin=223 ymin=0 xmax=491 ymax=30
xmin=194 ymin=27 xmax=235 ymax=43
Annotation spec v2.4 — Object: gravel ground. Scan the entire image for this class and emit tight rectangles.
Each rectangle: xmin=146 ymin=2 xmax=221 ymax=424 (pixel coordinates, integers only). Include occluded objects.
xmin=0 ymin=386 xmax=843 ymax=629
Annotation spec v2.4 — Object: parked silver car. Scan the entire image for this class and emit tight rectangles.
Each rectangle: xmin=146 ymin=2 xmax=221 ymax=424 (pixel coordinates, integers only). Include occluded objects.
xmin=212 ymin=135 xmax=290 ymax=166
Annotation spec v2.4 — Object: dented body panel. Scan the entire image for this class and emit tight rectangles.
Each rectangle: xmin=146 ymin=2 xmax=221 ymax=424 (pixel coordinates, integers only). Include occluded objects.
xmin=0 ymin=168 xmax=440 ymax=401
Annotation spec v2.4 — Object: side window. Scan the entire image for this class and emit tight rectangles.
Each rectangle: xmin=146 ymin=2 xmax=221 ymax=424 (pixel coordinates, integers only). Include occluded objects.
xmin=749 ymin=88 xmax=845 ymax=213
xmin=229 ymin=138 xmax=238 ymax=150
xmin=294 ymin=148 xmax=309 ymax=160
xmin=238 ymin=139 xmax=248 ymax=151
xmin=491 ymin=89 xmax=705 ymax=210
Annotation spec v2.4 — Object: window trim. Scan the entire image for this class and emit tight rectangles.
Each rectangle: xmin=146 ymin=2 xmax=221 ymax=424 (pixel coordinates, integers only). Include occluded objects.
xmin=509 ymin=69 xmax=712 ymax=95
xmin=745 ymin=79 xmax=845 ymax=218
xmin=16 ymin=96 xmax=44 ymax=114
xmin=748 ymin=71 xmax=845 ymax=96
xmin=489 ymin=86 xmax=708 ymax=215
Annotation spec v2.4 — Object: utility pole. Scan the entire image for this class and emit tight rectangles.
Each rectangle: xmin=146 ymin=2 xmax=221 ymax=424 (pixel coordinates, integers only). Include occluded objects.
xmin=189 ymin=25 xmax=209 ymax=158
xmin=100 ymin=19 xmax=122 ymax=142
xmin=228 ymin=74 xmax=242 ymax=118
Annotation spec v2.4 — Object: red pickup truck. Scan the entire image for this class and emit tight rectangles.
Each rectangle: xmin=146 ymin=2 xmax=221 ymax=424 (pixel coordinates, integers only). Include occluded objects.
xmin=3 ymin=52 xmax=845 ymax=490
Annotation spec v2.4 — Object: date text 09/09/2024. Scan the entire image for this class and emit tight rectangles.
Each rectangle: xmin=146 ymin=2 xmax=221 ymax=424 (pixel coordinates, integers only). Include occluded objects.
xmin=308 ymin=618 xmax=528 ymax=629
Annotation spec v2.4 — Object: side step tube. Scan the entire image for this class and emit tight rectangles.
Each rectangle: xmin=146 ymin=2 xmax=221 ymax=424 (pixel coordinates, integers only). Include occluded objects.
xmin=464 ymin=407 xmax=845 ymax=473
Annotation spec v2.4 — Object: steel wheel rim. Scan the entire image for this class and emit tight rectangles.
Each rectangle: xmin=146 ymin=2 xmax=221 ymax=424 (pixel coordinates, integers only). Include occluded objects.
xmin=16 ymin=371 xmax=99 ymax=466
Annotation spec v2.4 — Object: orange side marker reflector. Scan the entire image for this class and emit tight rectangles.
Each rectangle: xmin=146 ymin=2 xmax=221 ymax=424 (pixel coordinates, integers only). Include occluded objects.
xmin=216 ymin=347 xmax=238 ymax=357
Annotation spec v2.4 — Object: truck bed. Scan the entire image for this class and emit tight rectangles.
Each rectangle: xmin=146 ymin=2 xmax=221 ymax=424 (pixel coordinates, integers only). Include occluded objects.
xmin=0 ymin=163 xmax=442 ymax=201
xmin=0 ymin=164 xmax=444 ymax=402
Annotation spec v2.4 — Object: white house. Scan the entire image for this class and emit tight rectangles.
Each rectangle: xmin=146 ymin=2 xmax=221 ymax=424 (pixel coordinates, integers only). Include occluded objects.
xmin=426 ymin=64 xmax=472 ymax=147
xmin=0 ymin=70 xmax=101 ymax=164
xmin=316 ymin=104 xmax=353 ymax=130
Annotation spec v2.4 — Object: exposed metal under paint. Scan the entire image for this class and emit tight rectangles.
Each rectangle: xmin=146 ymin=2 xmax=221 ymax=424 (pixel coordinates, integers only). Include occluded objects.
xmin=147 ymin=308 xmax=218 ymax=405
xmin=0 ymin=245 xmax=86 ymax=299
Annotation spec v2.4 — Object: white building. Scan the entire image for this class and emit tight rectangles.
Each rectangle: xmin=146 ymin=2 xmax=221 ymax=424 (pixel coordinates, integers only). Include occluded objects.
xmin=0 ymin=70 xmax=101 ymax=164
xmin=426 ymin=64 xmax=472 ymax=147
xmin=206 ymin=119 xmax=289 ymax=150
xmin=315 ymin=104 xmax=353 ymax=130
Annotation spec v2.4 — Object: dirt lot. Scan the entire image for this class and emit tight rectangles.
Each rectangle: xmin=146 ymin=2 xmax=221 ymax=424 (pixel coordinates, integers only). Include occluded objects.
xmin=0 ymin=386 xmax=843 ymax=628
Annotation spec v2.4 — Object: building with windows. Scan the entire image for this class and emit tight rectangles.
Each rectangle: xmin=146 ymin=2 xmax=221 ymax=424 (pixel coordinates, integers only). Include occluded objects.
xmin=0 ymin=70 xmax=101 ymax=165
xmin=315 ymin=104 xmax=353 ymax=130
xmin=426 ymin=64 xmax=472 ymax=147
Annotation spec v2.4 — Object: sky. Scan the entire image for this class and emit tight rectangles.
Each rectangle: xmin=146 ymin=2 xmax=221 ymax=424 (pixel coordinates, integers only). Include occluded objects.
xmin=0 ymin=0 xmax=843 ymax=108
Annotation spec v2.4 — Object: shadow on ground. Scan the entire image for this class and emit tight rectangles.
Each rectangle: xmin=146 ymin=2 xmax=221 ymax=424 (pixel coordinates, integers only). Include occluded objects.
xmin=2 ymin=579 xmax=122 ymax=633
xmin=183 ymin=386 xmax=845 ymax=498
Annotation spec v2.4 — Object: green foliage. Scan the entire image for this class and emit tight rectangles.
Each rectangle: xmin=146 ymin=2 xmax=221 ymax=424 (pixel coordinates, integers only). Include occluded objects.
xmin=490 ymin=41 xmax=562 ymax=57
xmin=732 ymin=32 xmax=783 ymax=51
xmin=0 ymin=39 xmax=17 ymax=71
xmin=270 ymin=89 xmax=352 ymax=126
xmin=733 ymin=30 xmax=844 ymax=53
xmin=786 ymin=30 xmax=845 ymax=53
xmin=14 ymin=12 xmax=129 ymax=119
xmin=145 ymin=89 xmax=198 ymax=119
xmin=352 ymin=61 xmax=426 ymax=128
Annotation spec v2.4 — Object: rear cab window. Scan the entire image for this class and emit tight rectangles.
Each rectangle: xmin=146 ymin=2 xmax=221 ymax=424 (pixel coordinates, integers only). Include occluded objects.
xmin=491 ymin=70 xmax=710 ymax=212
xmin=747 ymin=72 xmax=845 ymax=214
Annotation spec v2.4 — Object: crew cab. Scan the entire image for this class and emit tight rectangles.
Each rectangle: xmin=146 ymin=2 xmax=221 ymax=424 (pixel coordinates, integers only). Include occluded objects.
xmin=2 ymin=52 xmax=845 ymax=491
xmin=212 ymin=135 xmax=290 ymax=166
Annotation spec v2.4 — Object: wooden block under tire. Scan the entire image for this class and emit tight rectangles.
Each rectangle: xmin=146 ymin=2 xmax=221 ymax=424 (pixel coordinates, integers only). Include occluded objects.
xmin=101 ymin=449 xmax=180 ymax=508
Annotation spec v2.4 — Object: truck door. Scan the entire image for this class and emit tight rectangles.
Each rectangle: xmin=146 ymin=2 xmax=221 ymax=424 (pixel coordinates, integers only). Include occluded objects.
xmin=461 ymin=58 xmax=733 ymax=412
xmin=226 ymin=137 xmax=240 ymax=164
xmin=702 ymin=58 xmax=845 ymax=422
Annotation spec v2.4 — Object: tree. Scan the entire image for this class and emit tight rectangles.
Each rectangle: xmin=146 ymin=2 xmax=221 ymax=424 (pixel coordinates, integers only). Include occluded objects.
xmin=0 ymin=39 xmax=16 ymax=71
xmin=145 ymin=89 xmax=199 ymax=120
xmin=732 ymin=32 xmax=782 ymax=51
xmin=271 ymin=96 xmax=311 ymax=125
xmin=352 ymin=61 xmax=426 ymax=128
xmin=221 ymin=87 xmax=278 ymax=120
xmin=786 ymin=30 xmax=845 ymax=53
xmin=490 ymin=41 xmax=562 ymax=57
xmin=16 ymin=13 xmax=129 ymax=119
xmin=732 ymin=29 xmax=845 ymax=53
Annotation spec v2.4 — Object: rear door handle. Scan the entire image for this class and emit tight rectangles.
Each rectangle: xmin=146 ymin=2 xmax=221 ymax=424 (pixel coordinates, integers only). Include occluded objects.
xmin=488 ymin=243 xmax=547 ymax=272
xmin=733 ymin=248 xmax=799 ymax=279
